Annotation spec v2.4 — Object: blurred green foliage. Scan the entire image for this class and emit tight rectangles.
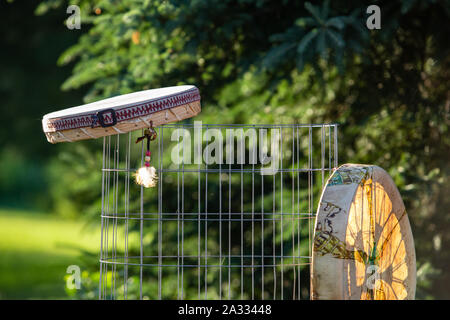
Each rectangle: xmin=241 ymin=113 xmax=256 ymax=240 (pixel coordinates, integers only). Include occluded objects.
xmin=0 ymin=0 xmax=448 ymax=299
xmin=0 ymin=0 xmax=87 ymax=210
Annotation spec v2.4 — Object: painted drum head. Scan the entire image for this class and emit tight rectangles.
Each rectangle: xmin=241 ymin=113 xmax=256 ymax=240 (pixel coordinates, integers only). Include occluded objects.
xmin=311 ymin=164 xmax=416 ymax=300
xmin=42 ymin=85 xmax=201 ymax=143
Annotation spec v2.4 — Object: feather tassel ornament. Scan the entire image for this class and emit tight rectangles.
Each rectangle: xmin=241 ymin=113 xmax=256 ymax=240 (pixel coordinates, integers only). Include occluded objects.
xmin=134 ymin=151 xmax=158 ymax=188
xmin=134 ymin=126 xmax=158 ymax=188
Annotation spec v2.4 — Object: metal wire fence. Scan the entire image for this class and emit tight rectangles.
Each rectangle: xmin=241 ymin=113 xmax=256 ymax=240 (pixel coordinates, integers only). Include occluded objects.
xmin=99 ymin=123 xmax=338 ymax=300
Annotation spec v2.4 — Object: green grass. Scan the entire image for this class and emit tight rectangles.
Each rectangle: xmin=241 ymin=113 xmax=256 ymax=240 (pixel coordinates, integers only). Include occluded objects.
xmin=0 ymin=209 xmax=100 ymax=299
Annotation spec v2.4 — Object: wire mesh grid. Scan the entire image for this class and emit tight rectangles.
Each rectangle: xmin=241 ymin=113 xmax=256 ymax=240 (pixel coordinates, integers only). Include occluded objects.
xmin=99 ymin=123 xmax=338 ymax=300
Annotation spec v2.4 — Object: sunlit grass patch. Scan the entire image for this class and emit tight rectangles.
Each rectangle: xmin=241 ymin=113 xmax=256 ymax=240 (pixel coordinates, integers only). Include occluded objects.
xmin=0 ymin=209 xmax=100 ymax=299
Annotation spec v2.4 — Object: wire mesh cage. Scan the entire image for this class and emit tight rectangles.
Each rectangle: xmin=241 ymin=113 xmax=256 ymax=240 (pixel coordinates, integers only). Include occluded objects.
xmin=99 ymin=123 xmax=338 ymax=300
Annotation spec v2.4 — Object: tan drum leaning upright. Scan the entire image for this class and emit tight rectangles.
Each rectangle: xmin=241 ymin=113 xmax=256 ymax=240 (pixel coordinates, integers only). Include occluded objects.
xmin=42 ymin=85 xmax=201 ymax=144
xmin=311 ymin=164 xmax=416 ymax=300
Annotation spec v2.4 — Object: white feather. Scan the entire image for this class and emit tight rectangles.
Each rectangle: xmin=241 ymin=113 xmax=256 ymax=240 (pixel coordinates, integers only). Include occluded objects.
xmin=134 ymin=166 xmax=158 ymax=188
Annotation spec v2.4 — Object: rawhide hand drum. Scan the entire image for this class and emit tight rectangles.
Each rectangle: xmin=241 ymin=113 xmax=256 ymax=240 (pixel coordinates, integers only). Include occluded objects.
xmin=42 ymin=85 xmax=201 ymax=143
xmin=311 ymin=164 xmax=416 ymax=300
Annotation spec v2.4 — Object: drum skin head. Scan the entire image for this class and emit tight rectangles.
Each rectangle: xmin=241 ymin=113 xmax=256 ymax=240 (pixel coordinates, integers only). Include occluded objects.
xmin=42 ymin=85 xmax=201 ymax=143
xmin=311 ymin=164 xmax=416 ymax=300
